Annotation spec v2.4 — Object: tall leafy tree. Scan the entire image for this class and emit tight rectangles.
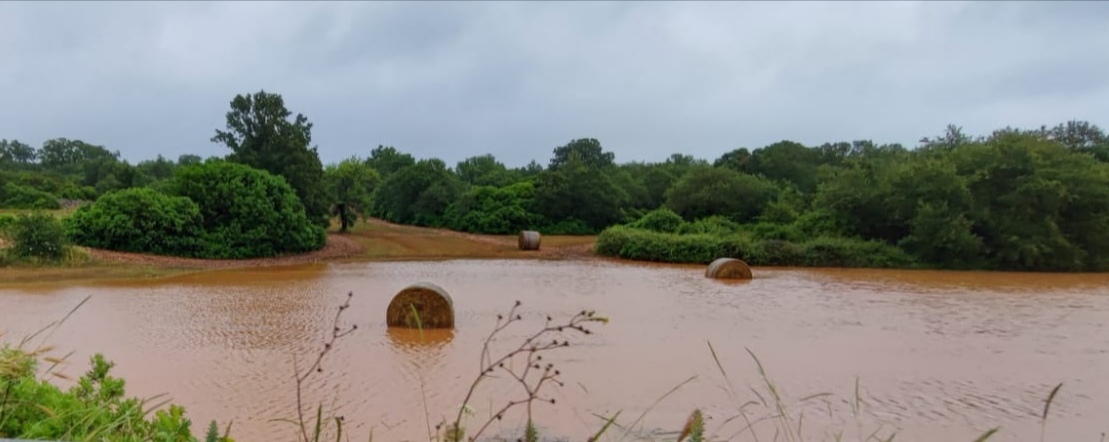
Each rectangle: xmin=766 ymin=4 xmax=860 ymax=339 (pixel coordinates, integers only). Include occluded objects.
xmin=324 ymin=158 xmax=381 ymax=232
xmin=548 ymin=138 xmax=615 ymax=171
xmin=211 ymin=90 xmax=330 ymax=228
xmin=369 ymin=158 xmax=462 ymax=226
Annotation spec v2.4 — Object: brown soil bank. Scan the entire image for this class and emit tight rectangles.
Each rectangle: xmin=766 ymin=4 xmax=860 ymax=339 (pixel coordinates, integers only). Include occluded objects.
xmin=0 ymin=218 xmax=598 ymax=285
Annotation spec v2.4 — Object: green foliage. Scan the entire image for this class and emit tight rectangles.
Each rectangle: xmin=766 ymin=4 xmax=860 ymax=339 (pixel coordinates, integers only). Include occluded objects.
xmin=63 ymin=187 xmax=206 ymax=257
xmin=456 ymin=154 xmax=518 ymax=187
xmin=532 ymin=153 xmax=627 ymax=232
xmin=665 ymin=165 xmax=779 ymax=223
xmin=370 ymin=159 xmax=463 ymax=227
xmin=548 ymin=138 xmax=614 ymax=171
xmin=365 ymin=145 xmax=416 ymax=177
xmin=445 ymin=182 xmax=542 ymax=234
xmin=595 ymin=225 xmax=914 ymax=268
xmin=212 ymin=90 xmax=330 ymax=228
xmin=324 ymin=158 xmax=380 ymax=232
xmin=170 ymin=160 xmax=327 ymax=259
xmin=0 ymin=214 xmax=14 ymax=234
xmin=675 ymin=216 xmax=741 ymax=236
xmin=0 ymin=182 xmax=60 ymax=209
xmin=628 ymin=207 xmax=685 ymax=233
xmin=1 ymin=211 xmax=69 ymax=262
xmin=0 ymin=347 xmax=230 ymax=441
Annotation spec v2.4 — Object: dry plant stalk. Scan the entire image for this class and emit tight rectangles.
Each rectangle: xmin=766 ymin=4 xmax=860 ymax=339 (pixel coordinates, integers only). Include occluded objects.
xmin=441 ymin=300 xmax=608 ymax=442
xmin=289 ymin=291 xmax=358 ymax=442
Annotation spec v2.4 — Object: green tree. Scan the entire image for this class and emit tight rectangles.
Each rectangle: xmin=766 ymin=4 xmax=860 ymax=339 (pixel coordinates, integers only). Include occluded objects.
xmin=548 ymin=138 xmax=615 ymax=171
xmin=365 ymin=145 xmax=416 ymax=177
xmin=745 ymin=140 xmax=822 ymax=194
xmin=370 ymin=158 xmax=462 ymax=226
xmin=664 ymin=165 xmax=778 ymax=223
xmin=38 ymin=138 xmax=120 ymax=173
xmin=324 ymin=157 xmax=381 ymax=232
xmin=211 ymin=90 xmax=330 ymax=228
xmin=0 ymin=139 xmax=37 ymax=166
xmin=456 ymin=154 xmax=517 ymax=187
xmin=532 ymin=154 xmax=628 ymax=231
xmin=445 ymin=182 xmax=542 ymax=234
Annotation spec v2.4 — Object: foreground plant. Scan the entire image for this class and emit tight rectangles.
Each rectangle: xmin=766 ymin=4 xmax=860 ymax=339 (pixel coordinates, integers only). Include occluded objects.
xmin=440 ymin=300 xmax=608 ymax=442
xmin=275 ymin=291 xmax=358 ymax=442
xmin=0 ymin=297 xmax=231 ymax=442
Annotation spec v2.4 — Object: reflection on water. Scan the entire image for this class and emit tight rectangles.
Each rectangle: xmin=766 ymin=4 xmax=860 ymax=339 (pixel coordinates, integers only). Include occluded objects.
xmin=1 ymin=260 xmax=1108 ymax=442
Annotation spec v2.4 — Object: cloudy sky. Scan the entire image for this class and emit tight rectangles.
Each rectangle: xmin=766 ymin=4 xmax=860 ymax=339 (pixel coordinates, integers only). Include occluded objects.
xmin=1 ymin=1 xmax=1106 ymax=167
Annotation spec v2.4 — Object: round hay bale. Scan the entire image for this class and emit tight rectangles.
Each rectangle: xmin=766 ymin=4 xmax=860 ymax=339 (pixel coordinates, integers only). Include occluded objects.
xmin=705 ymin=258 xmax=753 ymax=280
xmin=518 ymin=230 xmax=541 ymax=251
xmin=386 ymin=282 xmax=455 ymax=329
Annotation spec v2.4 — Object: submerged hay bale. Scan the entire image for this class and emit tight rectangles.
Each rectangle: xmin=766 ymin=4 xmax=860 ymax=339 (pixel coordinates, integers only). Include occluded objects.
xmin=386 ymin=282 xmax=455 ymax=329
xmin=705 ymin=257 xmax=753 ymax=280
xmin=518 ymin=230 xmax=541 ymax=251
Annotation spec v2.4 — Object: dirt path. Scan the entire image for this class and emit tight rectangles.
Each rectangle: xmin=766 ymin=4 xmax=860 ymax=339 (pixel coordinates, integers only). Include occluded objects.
xmin=354 ymin=217 xmax=599 ymax=261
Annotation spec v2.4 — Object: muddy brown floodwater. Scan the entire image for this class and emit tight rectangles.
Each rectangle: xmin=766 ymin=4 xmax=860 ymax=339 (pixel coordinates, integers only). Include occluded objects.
xmin=2 ymin=260 xmax=1108 ymax=442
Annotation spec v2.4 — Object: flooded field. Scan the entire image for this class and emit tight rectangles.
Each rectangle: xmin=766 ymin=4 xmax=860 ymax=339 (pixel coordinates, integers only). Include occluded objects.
xmin=1 ymin=260 xmax=1107 ymax=441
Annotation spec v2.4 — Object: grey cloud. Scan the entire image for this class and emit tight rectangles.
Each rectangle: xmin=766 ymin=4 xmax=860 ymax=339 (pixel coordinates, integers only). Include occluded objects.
xmin=1 ymin=1 xmax=1106 ymax=168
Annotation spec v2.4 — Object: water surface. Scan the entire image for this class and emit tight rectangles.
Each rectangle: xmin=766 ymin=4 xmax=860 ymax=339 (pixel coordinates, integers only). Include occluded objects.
xmin=1 ymin=261 xmax=1107 ymax=441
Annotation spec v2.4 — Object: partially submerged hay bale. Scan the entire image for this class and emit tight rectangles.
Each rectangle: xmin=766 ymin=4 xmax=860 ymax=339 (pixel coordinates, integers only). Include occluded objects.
xmin=386 ymin=282 xmax=455 ymax=329
xmin=705 ymin=257 xmax=753 ymax=280
xmin=518 ymin=230 xmax=541 ymax=251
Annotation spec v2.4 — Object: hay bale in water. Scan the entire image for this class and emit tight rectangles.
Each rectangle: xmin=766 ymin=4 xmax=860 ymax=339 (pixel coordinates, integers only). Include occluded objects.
xmin=518 ymin=230 xmax=541 ymax=251
xmin=386 ymin=282 xmax=455 ymax=329
xmin=705 ymin=257 xmax=753 ymax=280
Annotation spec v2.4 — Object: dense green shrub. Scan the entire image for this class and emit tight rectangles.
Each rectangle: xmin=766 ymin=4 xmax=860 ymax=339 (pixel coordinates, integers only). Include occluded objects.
xmin=445 ymin=182 xmax=542 ymax=234
xmin=0 ymin=213 xmax=14 ymax=234
xmin=749 ymin=222 xmax=805 ymax=242
xmin=595 ymin=225 xmax=917 ymax=268
xmin=2 ymin=211 xmax=69 ymax=262
xmin=64 ymin=187 xmax=206 ymax=257
xmin=627 ymin=207 xmax=685 ymax=233
xmin=0 ymin=182 xmax=60 ymax=209
xmin=539 ymin=218 xmax=596 ymax=235
xmin=170 ymin=160 xmax=327 ymax=259
xmin=751 ymin=239 xmax=805 ymax=266
xmin=799 ymin=236 xmax=915 ymax=268
xmin=676 ymin=215 xmax=741 ymax=236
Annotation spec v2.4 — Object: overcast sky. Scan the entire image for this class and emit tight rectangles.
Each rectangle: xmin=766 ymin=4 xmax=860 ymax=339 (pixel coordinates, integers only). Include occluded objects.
xmin=1 ymin=1 xmax=1106 ymax=167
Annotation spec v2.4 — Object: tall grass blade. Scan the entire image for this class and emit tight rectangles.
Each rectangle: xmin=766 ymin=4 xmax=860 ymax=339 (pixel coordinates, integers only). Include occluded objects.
xmin=972 ymin=428 xmax=999 ymax=442
xmin=619 ymin=375 xmax=697 ymax=441
xmin=588 ymin=411 xmax=621 ymax=442
xmin=1040 ymin=382 xmax=1062 ymax=442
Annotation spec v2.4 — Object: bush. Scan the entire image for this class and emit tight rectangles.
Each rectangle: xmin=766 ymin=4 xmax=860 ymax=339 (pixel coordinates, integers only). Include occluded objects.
xmin=539 ymin=218 xmax=596 ymax=235
xmin=595 ymin=226 xmax=721 ymax=263
xmin=748 ymin=222 xmax=804 ymax=242
xmin=596 ymin=225 xmax=918 ymax=268
xmin=170 ymin=160 xmax=327 ymax=259
xmin=2 ymin=211 xmax=69 ymax=262
xmin=63 ymin=187 xmax=206 ymax=257
xmin=799 ymin=236 xmax=915 ymax=268
xmin=0 ymin=213 xmax=14 ymax=235
xmin=445 ymin=183 xmax=543 ymax=234
xmin=676 ymin=215 xmax=741 ymax=236
xmin=627 ymin=207 xmax=685 ymax=233
xmin=0 ymin=182 xmax=61 ymax=210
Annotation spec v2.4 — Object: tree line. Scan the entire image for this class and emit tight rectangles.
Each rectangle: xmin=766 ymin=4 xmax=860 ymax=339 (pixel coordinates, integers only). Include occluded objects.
xmin=3 ymin=89 xmax=1109 ymax=270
